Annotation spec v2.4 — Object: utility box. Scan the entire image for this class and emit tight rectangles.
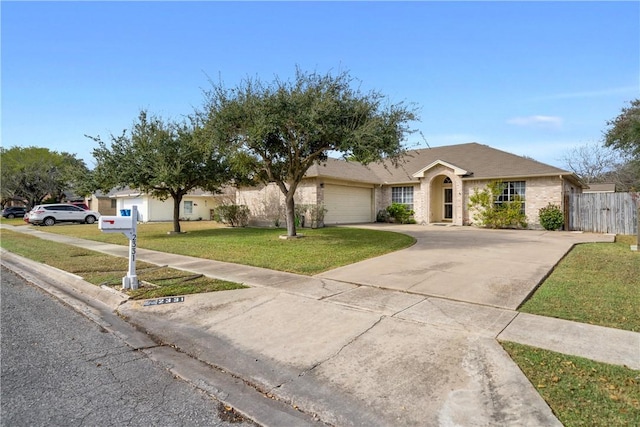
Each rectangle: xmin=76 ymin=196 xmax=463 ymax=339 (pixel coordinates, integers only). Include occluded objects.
xmin=99 ymin=216 xmax=133 ymax=232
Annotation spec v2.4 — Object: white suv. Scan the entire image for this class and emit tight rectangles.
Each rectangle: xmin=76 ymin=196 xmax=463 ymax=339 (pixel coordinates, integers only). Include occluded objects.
xmin=28 ymin=204 xmax=101 ymax=226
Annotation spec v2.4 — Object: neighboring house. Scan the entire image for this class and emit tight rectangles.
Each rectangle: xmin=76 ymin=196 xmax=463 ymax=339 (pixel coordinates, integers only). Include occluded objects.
xmin=84 ymin=190 xmax=119 ymax=216
xmin=583 ymin=183 xmax=616 ymax=193
xmin=109 ymin=187 xmax=233 ymax=222
xmin=236 ymin=142 xmax=585 ymax=229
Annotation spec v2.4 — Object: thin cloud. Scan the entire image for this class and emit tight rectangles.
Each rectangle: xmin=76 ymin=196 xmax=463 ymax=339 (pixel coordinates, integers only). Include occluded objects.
xmin=507 ymin=115 xmax=563 ymax=128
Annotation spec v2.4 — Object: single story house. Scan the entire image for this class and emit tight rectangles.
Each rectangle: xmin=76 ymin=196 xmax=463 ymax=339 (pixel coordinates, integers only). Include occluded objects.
xmin=237 ymin=142 xmax=585 ymax=228
xmin=108 ymin=187 xmax=234 ymax=222
xmin=583 ymin=183 xmax=616 ymax=193
xmin=84 ymin=190 xmax=118 ymax=216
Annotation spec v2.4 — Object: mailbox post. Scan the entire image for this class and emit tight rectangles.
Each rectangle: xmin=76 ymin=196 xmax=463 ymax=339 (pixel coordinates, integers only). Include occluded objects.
xmin=99 ymin=205 xmax=139 ymax=290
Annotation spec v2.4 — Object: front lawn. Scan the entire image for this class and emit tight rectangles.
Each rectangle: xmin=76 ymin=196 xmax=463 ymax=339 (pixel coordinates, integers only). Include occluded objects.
xmin=502 ymin=342 xmax=640 ymax=427
xmin=519 ymin=235 xmax=639 ymax=332
xmin=17 ymin=221 xmax=416 ymax=275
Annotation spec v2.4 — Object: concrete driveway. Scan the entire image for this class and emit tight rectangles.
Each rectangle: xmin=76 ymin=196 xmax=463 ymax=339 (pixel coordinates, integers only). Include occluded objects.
xmin=318 ymin=225 xmax=614 ymax=309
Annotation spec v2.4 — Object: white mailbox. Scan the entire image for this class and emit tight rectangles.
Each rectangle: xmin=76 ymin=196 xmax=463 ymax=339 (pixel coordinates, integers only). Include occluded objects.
xmin=98 ymin=205 xmax=139 ymax=290
xmin=99 ymin=216 xmax=134 ymax=231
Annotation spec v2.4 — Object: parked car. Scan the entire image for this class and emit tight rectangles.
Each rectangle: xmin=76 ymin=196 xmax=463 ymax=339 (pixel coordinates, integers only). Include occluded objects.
xmin=27 ymin=204 xmax=101 ymax=226
xmin=71 ymin=202 xmax=90 ymax=210
xmin=2 ymin=206 xmax=28 ymax=219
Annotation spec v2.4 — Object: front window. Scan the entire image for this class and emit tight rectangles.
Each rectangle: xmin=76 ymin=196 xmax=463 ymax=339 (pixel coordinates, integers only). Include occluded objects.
xmin=392 ymin=186 xmax=414 ymax=211
xmin=184 ymin=201 xmax=193 ymax=215
xmin=495 ymin=181 xmax=526 ymax=211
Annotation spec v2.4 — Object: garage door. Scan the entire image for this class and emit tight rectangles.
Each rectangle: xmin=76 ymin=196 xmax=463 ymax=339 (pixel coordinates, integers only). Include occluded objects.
xmin=122 ymin=198 xmax=144 ymax=221
xmin=324 ymin=185 xmax=373 ymax=224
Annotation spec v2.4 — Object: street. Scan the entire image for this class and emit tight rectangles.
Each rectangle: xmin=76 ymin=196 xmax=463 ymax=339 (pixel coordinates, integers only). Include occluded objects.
xmin=0 ymin=267 xmax=254 ymax=427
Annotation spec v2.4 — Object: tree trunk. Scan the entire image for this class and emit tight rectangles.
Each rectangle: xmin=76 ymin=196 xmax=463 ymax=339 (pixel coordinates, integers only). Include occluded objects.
xmin=285 ymin=193 xmax=297 ymax=237
xmin=172 ymin=195 xmax=182 ymax=233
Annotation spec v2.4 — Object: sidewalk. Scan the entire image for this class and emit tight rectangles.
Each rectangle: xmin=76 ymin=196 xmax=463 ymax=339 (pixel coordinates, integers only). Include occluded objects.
xmin=2 ymin=225 xmax=638 ymax=426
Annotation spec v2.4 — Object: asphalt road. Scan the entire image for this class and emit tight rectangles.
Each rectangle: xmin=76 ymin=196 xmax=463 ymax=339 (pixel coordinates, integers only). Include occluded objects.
xmin=0 ymin=267 xmax=254 ymax=427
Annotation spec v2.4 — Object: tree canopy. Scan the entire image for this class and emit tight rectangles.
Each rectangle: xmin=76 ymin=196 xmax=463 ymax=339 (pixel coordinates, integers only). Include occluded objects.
xmin=0 ymin=146 xmax=89 ymax=208
xmin=560 ymin=141 xmax=640 ymax=191
xmin=89 ymin=111 xmax=233 ymax=233
xmin=604 ymin=98 xmax=640 ymax=159
xmin=602 ymin=99 xmax=640 ymax=191
xmin=203 ymin=68 xmax=419 ymax=236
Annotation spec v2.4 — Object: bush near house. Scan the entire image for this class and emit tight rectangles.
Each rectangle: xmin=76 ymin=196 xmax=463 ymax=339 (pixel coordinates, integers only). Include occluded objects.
xmin=384 ymin=203 xmax=416 ymax=224
xmin=214 ymin=205 xmax=249 ymax=227
xmin=469 ymin=181 xmax=528 ymax=229
xmin=294 ymin=204 xmax=328 ymax=228
xmin=538 ymin=203 xmax=564 ymax=231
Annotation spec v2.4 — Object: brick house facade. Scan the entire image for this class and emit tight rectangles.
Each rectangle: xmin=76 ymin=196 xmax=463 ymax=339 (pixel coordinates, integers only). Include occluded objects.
xmin=236 ymin=143 xmax=584 ymax=229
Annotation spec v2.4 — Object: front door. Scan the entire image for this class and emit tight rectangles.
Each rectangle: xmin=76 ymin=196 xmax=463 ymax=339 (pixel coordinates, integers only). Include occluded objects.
xmin=443 ymin=188 xmax=453 ymax=220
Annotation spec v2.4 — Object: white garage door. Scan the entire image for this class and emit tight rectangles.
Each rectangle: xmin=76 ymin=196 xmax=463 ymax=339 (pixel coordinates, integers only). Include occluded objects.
xmin=121 ymin=198 xmax=144 ymax=221
xmin=324 ymin=185 xmax=373 ymax=224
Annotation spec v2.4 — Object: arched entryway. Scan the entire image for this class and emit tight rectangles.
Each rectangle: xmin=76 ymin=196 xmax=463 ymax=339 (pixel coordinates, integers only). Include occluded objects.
xmin=430 ymin=175 xmax=455 ymax=223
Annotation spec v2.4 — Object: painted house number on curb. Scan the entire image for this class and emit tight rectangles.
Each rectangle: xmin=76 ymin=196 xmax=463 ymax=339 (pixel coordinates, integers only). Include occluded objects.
xmin=143 ymin=297 xmax=185 ymax=307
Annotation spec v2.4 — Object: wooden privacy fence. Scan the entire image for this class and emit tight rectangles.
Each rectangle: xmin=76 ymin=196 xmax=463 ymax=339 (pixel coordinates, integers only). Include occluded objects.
xmin=567 ymin=192 xmax=639 ymax=235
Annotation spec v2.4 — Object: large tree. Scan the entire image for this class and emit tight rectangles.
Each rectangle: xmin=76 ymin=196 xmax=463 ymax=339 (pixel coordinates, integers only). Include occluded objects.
xmin=203 ymin=69 xmax=418 ymax=237
xmin=604 ymin=98 xmax=640 ymax=159
xmin=0 ymin=146 xmax=89 ymax=208
xmin=89 ymin=111 xmax=232 ymax=233
xmin=603 ymin=99 xmax=640 ymax=191
xmin=560 ymin=141 xmax=620 ymax=185
xmin=559 ymin=141 xmax=640 ymax=190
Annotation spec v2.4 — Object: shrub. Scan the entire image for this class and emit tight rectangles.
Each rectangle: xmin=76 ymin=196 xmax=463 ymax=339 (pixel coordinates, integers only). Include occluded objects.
xmin=538 ymin=203 xmax=564 ymax=230
xmin=294 ymin=204 xmax=327 ymax=228
xmin=214 ymin=204 xmax=249 ymax=227
xmin=386 ymin=203 xmax=415 ymax=224
xmin=377 ymin=209 xmax=390 ymax=223
xmin=468 ymin=181 xmax=528 ymax=229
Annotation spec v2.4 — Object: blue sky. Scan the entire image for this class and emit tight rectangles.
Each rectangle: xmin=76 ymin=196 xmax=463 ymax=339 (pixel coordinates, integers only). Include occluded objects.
xmin=2 ymin=1 xmax=638 ymax=169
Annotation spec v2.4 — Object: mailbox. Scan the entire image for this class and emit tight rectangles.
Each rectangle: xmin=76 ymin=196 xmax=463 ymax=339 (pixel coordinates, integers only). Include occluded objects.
xmin=99 ymin=205 xmax=139 ymax=290
xmin=99 ymin=216 xmax=133 ymax=231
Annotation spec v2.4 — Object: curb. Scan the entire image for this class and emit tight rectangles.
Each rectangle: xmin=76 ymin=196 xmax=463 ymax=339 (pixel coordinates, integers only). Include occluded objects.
xmin=1 ymin=249 xmax=128 ymax=310
xmin=0 ymin=249 xmax=326 ymax=427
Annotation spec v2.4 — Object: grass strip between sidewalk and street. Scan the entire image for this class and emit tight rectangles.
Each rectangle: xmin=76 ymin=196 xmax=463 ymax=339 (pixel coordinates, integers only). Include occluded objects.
xmin=502 ymin=342 xmax=640 ymax=427
xmin=519 ymin=235 xmax=639 ymax=332
xmin=0 ymin=228 xmax=246 ymax=300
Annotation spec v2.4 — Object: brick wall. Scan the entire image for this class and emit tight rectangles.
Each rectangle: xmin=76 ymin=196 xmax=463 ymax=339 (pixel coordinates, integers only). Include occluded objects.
xmin=463 ymin=176 xmax=567 ymax=228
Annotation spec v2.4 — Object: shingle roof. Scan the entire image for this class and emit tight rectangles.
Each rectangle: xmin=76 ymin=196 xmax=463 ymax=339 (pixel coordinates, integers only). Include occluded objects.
xmin=307 ymin=142 xmax=577 ymax=185
xmin=584 ymin=183 xmax=616 ymax=193
xmin=305 ymin=158 xmax=381 ymax=183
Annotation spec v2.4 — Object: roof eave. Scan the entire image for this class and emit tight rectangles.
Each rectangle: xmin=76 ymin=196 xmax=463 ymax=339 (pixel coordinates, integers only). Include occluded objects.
xmin=461 ymin=172 xmax=587 ymax=188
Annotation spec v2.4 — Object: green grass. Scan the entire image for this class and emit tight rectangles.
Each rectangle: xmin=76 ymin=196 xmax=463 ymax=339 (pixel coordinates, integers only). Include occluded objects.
xmin=520 ymin=235 xmax=640 ymax=332
xmin=502 ymin=342 xmax=640 ymax=427
xmin=17 ymin=221 xmax=416 ymax=275
xmin=0 ymin=218 xmax=28 ymax=226
xmin=0 ymin=229 xmax=245 ymax=300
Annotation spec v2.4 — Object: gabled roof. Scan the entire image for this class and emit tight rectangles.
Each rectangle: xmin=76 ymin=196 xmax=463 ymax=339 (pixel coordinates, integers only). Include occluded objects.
xmin=412 ymin=160 xmax=469 ymax=178
xmin=307 ymin=142 xmax=580 ymax=186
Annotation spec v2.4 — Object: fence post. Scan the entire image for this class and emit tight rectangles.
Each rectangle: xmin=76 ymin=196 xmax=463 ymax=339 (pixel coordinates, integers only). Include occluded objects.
xmin=563 ymin=194 xmax=570 ymax=231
